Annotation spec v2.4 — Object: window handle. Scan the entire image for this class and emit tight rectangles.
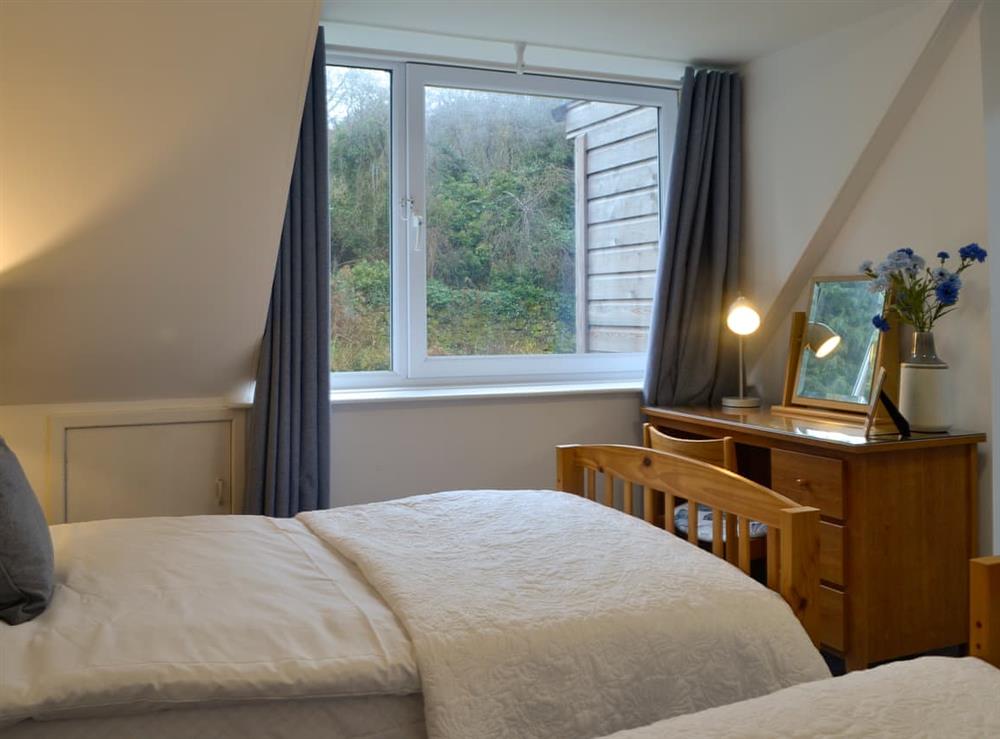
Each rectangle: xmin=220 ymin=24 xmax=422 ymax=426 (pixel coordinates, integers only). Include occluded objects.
xmin=411 ymin=214 xmax=424 ymax=253
xmin=401 ymin=197 xmax=424 ymax=253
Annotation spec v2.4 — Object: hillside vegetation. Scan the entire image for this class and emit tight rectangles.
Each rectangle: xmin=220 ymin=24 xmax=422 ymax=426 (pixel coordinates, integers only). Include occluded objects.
xmin=328 ymin=68 xmax=576 ymax=371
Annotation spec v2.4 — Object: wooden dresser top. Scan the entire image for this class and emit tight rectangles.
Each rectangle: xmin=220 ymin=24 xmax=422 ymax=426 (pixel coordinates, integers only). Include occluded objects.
xmin=643 ymin=405 xmax=986 ymax=455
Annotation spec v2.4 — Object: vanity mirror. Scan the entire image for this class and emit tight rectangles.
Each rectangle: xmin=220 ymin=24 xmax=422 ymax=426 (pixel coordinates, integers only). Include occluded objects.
xmin=775 ymin=276 xmax=898 ymax=419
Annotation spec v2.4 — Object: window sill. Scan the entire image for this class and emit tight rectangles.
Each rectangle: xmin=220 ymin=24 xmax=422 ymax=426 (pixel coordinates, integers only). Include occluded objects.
xmin=327 ymin=379 xmax=644 ymax=406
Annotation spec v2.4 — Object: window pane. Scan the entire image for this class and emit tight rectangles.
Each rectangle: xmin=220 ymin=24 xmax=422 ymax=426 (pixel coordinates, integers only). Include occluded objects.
xmin=424 ymin=87 xmax=660 ymax=357
xmin=327 ymin=66 xmax=391 ymax=372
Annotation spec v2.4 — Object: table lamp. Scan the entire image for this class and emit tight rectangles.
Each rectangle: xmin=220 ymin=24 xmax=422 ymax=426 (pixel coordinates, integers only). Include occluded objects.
xmin=722 ymin=296 xmax=761 ymax=409
xmin=804 ymin=321 xmax=841 ymax=358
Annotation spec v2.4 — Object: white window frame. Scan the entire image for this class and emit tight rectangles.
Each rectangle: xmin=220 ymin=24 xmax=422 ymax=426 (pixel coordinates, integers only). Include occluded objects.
xmin=327 ymin=55 xmax=676 ymax=390
xmin=326 ymin=56 xmax=408 ymax=390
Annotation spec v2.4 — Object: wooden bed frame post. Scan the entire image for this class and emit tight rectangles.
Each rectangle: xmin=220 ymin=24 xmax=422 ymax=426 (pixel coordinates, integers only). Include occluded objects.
xmin=556 ymin=447 xmax=584 ymax=495
xmin=779 ymin=506 xmax=821 ymax=647
xmin=971 ymin=556 xmax=1000 ymax=668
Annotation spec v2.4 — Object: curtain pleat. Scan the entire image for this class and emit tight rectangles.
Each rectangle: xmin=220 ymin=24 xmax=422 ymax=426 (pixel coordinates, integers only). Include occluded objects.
xmin=247 ymin=27 xmax=330 ymax=516
xmin=644 ymin=67 xmax=742 ymax=407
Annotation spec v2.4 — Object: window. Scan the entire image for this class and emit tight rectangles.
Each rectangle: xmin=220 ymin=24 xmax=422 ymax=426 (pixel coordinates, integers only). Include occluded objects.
xmin=327 ymin=60 xmax=677 ymax=388
xmin=327 ymin=65 xmax=392 ymax=372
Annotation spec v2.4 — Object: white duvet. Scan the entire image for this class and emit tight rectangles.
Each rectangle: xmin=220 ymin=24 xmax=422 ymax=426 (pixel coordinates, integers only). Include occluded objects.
xmin=599 ymin=656 xmax=1000 ymax=738
xmin=3 ymin=490 xmax=828 ymax=737
xmin=300 ymin=490 xmax=828 ymax=739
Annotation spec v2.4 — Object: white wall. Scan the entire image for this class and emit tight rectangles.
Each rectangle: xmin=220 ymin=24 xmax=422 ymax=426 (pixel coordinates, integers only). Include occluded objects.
xmin=744 ymin=9 xmax=993 ymax=551
xmin=329 ymin=393 xmax=642 ymax=507
xmin=980 ymin=0 xmax=1000 ymax=557
xmin=0 ymin=0 xmax=320 ymax=405
xmin=742 ymin=0 xmax=948 ymax=323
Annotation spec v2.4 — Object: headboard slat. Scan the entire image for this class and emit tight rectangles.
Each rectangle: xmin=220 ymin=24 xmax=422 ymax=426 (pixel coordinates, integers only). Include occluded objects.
xmin=687 ymin=500 xmax=699 ymax=545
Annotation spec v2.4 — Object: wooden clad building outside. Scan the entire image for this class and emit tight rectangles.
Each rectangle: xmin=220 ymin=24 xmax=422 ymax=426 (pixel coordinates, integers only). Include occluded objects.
xmin=564 ymin=100 xmax=670 ymax=354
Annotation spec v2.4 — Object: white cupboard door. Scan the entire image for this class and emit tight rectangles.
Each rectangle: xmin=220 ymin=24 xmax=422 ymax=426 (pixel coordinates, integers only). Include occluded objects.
xmin=65 ymin=421 xmax=232 ymax=522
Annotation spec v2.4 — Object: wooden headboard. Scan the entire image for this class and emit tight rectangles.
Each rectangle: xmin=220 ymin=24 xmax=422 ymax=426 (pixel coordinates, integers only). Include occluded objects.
xmin=971 ymin=556 xmax=1000 ymax=668
xmin=556 ymin=444 xmax=821 ymax=646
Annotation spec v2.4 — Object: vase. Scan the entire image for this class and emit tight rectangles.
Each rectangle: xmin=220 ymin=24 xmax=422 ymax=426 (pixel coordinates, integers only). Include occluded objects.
xmin=898 ymin=331 xmax=951 ymax=432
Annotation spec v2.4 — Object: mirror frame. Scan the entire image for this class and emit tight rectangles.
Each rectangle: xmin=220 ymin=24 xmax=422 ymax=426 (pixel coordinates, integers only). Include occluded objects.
xmin=777 ymin=275 xmax=898 ymax=420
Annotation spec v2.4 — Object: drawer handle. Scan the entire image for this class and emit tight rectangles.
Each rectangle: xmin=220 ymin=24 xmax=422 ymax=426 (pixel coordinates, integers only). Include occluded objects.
xmin=795 ymin=478 xmax=809 ymax=487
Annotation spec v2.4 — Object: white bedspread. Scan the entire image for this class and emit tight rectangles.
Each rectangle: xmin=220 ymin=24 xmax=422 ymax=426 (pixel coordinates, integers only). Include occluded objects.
xmin=599 ymin=656 xmax=1000 ymax=738
xmin=300 ymin=490 xmax=829 ymax=739
xmin=0 ymin=516 xmax=419 ymax=728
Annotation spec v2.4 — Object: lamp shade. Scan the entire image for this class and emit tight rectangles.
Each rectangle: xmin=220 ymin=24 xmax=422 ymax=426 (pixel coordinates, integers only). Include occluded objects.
xmin=725 ymin=297 xmax=761 ymax=336
xmin=805 ymin=321 xmax=841 ymax=358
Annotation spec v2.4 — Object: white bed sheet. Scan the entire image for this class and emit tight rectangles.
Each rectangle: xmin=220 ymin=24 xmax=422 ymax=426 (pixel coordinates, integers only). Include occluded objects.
xmin=600 ymin=656 xmax=1000 ymax=738
xmin=1 ymin=516 xmax=420 ymax=728
xmin=3 ymin=694 xmax=426 ymax=739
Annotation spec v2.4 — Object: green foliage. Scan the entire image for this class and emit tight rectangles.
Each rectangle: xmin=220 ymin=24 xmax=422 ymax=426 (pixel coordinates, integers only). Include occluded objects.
xmin=330 ymin=260 xmax=390 ymax=372
xmin=425 ymin=276 xmax=575 ymax=356
xmin=423 ymin=88 xmax=575 ymax=355
xmin=328 ymin=68 xmax=390 ymax=270
xmin=328 ymin=70 xmax=578 ymax=371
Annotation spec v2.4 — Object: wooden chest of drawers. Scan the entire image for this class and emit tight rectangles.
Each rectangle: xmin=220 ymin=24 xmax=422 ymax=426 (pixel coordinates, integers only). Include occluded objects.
xmin=644 ymin=405 xmax=985 ymax=670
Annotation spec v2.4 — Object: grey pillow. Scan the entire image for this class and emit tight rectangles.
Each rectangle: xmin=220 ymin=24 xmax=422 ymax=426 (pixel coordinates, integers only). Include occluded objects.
xmin=0 ymin=437 xmax=54 ymax=624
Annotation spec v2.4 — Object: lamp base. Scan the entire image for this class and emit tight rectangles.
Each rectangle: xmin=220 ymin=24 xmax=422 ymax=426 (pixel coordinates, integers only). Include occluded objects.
xmin=721 ymin=395 xmax=761 ymax=409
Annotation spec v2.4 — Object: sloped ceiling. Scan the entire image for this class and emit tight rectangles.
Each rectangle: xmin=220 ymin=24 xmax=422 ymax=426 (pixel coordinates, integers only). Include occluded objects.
xmin=740 ymin=0 xmax=979 ymax=391
xmin=741 ymin=0 xmax=970 ymax=337
xmin=0 ymin=0 xmax=320 ymax=404
xmin=322 ymin=0 xmax=914 ymax=66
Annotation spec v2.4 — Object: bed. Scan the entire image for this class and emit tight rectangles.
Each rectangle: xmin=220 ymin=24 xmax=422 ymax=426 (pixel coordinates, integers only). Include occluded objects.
xmin=598 ymin=556 xmax=1000 ymax=739
xmin=2 ymin=444 xmax=830 ymax=739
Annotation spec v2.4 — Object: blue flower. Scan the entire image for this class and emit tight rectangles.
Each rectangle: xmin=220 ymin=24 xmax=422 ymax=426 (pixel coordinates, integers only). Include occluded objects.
xmin=879 ymin=255 xmax=905 ymax=273
xmin=931 ymin=267 xmax=953 ymax=283
xmin=859 ymin=260 xmax=873 ymax=273
xmin=872 ymin=315 xmax=890 ymax=332
xmin=937 ymin=251 xmax=950 ymax=261
xmin=959 ymin=243 xmax=988 ymax=263
xmin=880 ymin=248 xmax=919 ymax=274
xmin=935 ymin=278 xmax=961 ymax=305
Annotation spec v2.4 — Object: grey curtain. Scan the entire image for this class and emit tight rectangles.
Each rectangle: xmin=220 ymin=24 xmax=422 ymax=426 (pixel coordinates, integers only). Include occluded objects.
xmin=246 ymin=27 xmax=330 ymax=516
xmin=643 ymin=67 xmax=742 ymax=407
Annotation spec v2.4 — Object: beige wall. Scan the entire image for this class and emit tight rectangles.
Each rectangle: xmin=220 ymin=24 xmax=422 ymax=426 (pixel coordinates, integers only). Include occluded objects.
xmin=0 ymin=392 xmax=642 ymax=521
xmin=4 ymin=0 xmax=991 ymax=544
xmin=742 ymin=1 xmax=948 ymax=322
xmin=744 ymin=8 xmax=993 ymax=552
xmin=329 ymin=393 xmax=642 ymax=507
xmin=0 ymin=1 xmax=644 ymax=520
xmin=0 ymin=0 xmax=320 ymax=405
xmin=0 ymin=398 xmax=240 ymax=521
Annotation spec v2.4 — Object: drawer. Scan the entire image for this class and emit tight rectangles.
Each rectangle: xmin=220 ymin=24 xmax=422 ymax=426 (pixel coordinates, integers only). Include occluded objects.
xmin=771 ymin=449 xmax=844 ymax=520
xmin=820 ymin=585 xmax=846 ymax=652
xmin=819 ymin=521 xmax=845 ymax=586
